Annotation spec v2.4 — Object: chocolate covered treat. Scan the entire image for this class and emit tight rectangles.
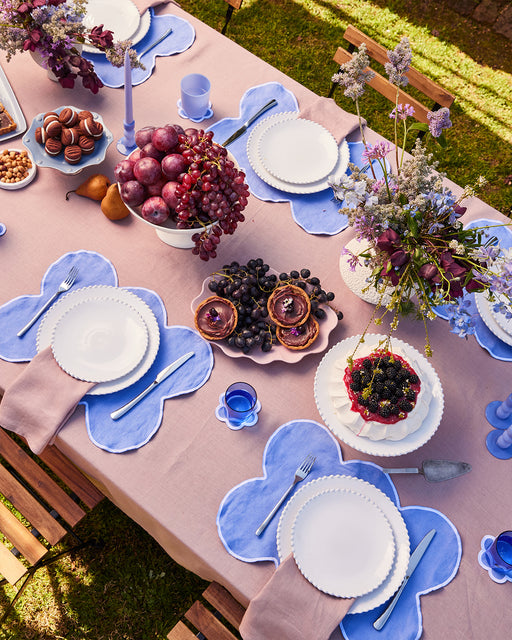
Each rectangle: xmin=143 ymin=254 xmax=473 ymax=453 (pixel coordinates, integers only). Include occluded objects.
xmin=61 ymin=126 xmax=79 ymax=146
xmin=276 ymin=315 xmax=319 ymax=350
xmin=45 ymin=119 xmax=62 ymax=138
xmin=64 ymin=144 xmax=82 ymax=164
xmin=78 ymin=135 xmax=95 ymax=154
xmin=267 ymin=284 xmax=311 ymax=327
xmin=44 ymin=137 xmax=62 ymax=156
xmin=58 ymin=107 xmax=79 ymax=127
xmin=194 ymin=296 xmax=238 ymax=341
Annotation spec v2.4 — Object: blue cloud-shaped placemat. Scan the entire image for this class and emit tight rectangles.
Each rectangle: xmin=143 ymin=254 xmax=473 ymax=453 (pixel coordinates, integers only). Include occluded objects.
xmin=81 ymin=290 xmax=213 ymax=452
xmin=82 ymin=10 xmax=196 ymax=88
xmin=217 ymin=419 xmax=461 ymax=640
xmin=435 ymin=218 xmax=512 ymax=361
xmin=207 ymin=83 xmax=386 ymax=235
xmin=0 ymin=251 xmax=214 ymax=452
xmin=0 ymin=250 xmax=118 ymax=362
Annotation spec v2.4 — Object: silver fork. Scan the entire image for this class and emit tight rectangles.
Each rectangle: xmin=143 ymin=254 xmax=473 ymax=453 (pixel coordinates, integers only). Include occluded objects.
xmin=255 ymin=454 xmax=316 ymax=536
xmin=17 ymin=265 xmax=79 ymax=337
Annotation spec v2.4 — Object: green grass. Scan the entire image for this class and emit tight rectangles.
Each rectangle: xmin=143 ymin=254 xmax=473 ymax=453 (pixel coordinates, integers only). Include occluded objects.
xmin=1 ymin=1 xmax=512 ymax=637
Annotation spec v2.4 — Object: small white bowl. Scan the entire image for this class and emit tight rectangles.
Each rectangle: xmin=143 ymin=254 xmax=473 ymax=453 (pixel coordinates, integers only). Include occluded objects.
xmin=122 ymin=193 xmax=213 ymax=249
xmin=0 ymin=147 xmax=37 ymax=190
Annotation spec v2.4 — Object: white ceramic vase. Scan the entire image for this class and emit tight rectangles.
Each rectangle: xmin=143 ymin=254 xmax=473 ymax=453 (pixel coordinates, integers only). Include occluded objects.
xmin=339 ymin=237 xmax=393 ymax=305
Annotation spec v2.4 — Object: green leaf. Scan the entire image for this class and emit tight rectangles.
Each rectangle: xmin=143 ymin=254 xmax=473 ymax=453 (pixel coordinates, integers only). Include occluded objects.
xmin=409 ymin=122 xmax=429 ymax=132
xmin=407 ymin=215 xmax=419 ymax=237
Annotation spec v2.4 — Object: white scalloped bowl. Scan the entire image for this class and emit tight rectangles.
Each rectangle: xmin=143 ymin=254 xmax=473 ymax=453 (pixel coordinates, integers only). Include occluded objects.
xmin=0 ymin=147 xmax=37 ymax=190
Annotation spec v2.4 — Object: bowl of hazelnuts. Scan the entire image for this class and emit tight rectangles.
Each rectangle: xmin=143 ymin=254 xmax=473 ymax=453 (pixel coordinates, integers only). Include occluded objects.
xmin=22 ymin=105 xmax=113 ymax=175
xmin=0 ymin=148 xmax=36 ymax=190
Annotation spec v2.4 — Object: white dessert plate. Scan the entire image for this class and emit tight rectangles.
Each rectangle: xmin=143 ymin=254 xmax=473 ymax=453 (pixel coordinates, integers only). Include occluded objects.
xmin=247 ymin=112 xmax=350 ymax=194
xmin=82 ymin=0 xmax=142 ymax=53
xmin=257 ymin=118 xmax=338 ymax=184
xmin=475 ymin=292 xmax=512 ymax=347
xmin=0 ymin=148 xmax=36 ymax=190
xmin=190 ymin=269 xmax=339 ymax=365
xmin=491 ymin=296 xmax=512 ymax=338
xmin=292 ymin=487 xmax=395 ymax=598
xmin=277 ymin=474 xmax=409 ymax=614
xmin=38 ymin=286 xmax=160 ymax=394
xmin=51 ymin=297 xmax=148 ymax=382
xmin=314 ymin=334 xmax=444 ymax=456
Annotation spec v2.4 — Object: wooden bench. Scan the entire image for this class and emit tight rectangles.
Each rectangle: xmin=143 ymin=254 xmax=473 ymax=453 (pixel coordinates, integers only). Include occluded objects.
xmin=167 ymin=582 xmax=245 ymax=640
xmin=222 ymin=0 xmax=243 ymax=36
xmin=0 ymin=425 xmax=105 ymax=623
xmin=329 ymin=25 xmax=454 ymax=124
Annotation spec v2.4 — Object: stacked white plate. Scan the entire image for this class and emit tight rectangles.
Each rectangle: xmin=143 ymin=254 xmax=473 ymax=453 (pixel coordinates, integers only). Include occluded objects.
xmin=475 ymin=292 xmax=512 ymax=346
xmin=82 ymin=0 xmax=152 ymax=53
xmin=37 ymin=285 xmax=160 ymax=395
xmin=277 ymin=474 xmax=410 ymax=613
xmin=247 ymin=113 xmax=350 ymax=194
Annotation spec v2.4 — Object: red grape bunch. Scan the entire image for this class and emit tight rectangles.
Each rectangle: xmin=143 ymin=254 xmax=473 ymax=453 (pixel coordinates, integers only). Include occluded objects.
xmin=114 ymin=125 xmax=250 ymax=261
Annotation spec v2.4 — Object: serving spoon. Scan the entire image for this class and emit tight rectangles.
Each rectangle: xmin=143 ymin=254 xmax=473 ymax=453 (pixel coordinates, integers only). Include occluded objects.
xmin=380 ymin=459 xmax=472 ymax=482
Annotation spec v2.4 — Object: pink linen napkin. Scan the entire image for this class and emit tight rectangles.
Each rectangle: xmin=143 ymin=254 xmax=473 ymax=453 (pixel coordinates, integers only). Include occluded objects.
xmin=0 ymin=347 xmax=95 ymax=454
xmin=133 ymin=0 xmax=177 ymax=14
xmin=300 ymin=96 xmax=363 ymax=144
xmin=239 ymin=554 xmax=354 ymax=640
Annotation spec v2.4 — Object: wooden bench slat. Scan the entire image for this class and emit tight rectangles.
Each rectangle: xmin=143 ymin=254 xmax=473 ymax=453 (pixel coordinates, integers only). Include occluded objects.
xmin=203 ymin=582 xmax=245 ymax=630
xmin=0 ymin=539 xmax=29 ymax=585
xmin=334 ymin=47 xmax=430 ymax=123
xmin=0 ymin=465 xmax=67 ymax=546
xmin=0 ymin=429 xmax=86 ymax=527
xmin=38 ymin=445 xmax=104 ymax=510
xmin=0 ymin=502 xmax=47 ymax=567
xmin=226 ymin=0 xmax=243 ymax=10
xmin=167 ymin=620 xmax=197 ymax=640
xmin=185 ymin=601 xmax=239 ymax=640
xmin=343 ymin=25 xmax=454 ymax=108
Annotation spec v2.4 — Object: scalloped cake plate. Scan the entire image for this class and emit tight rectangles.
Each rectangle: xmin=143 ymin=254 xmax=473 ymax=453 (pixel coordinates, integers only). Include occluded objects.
xmin=277 ymin=474 xmax=410 ymax=614
xmin=82 ymin=0 xmax=143 ymax=52
xmin=247 ymin=112 xmax=350 ymax=194
xmin=38 ymin=285 xmax=160 ymax=395
xmin=291 ymin=487 xmax=395 ymax=598
xmin=475 ymin=292 xmax=512 ymax=347
xmin=314 ymin=334 xmax=444 ymax=456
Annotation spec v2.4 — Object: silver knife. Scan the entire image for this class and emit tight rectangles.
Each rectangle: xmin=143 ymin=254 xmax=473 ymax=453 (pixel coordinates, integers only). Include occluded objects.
xmin=110 ymin=351 xmax=195 ymax=420
xmin=373 ymin=528 xmax=436 ymax=630
xmin=221 ymin=98 xmax=278 ymax=147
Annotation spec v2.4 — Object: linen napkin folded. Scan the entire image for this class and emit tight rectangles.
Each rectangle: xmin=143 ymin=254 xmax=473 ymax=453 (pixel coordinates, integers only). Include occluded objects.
xmin=300 ymin=96 xmax=363 ymax=144
xmin=0 ymin=347 xmax=95 ymax=454
xmin=239 ymin=553 xmax=354 ymax=640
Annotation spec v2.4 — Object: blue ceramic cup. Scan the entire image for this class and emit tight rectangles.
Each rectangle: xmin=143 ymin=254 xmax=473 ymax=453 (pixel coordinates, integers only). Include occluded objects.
xmin=486 ymin=531 xmax=512 ymax=574
xmin=180 ymin=73 xmax=211 ymax=120
xmin=225 ymin=382 xmax=257 ymax=427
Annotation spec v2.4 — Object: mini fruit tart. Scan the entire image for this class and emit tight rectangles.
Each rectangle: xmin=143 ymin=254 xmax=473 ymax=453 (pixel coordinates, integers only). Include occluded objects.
xmin=267 ymin=284 xmax=311 ymax=327
xmin=276 ymin=315 xmax=319 ymax=350
xmin=194 ymin=296 xmax=238 ymax=341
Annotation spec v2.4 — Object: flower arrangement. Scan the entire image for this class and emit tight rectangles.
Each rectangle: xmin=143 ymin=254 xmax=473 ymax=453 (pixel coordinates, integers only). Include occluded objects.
xmin=330 ymin=38 xmax=511 ymax=357
xmin=0 ymin=0 xmax=140 ymax=93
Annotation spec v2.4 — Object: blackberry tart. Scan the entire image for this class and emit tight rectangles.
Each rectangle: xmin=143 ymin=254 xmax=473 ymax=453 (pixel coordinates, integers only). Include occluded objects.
xmin=267 ymin=284 xmax=311 ymax=328
xmin=328 ymin=339 xmax=431 ymax=441
xmin=276 ymin=315 xmax=319 ymax=350
xmin=194 ymin=296 xmax=237 ymax=341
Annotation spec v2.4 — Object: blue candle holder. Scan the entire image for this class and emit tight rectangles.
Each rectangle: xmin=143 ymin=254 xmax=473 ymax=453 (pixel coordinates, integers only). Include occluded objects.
xmin=116 ymin=119 xmax=137 ymax=156
xmin=215 ymin=382 xmax=261 ymax=430
xmin=485 ymin=395 xmax=512 ymax=459
xmin=478 ymin=533 xmax=512 ymax=583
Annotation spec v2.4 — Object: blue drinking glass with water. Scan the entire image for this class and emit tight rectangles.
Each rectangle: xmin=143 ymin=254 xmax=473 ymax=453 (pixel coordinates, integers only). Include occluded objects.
xmin=225 ymin=382 xmax=257 ymax=427
xmin=486 ymin=531 xmax=512 ymax=574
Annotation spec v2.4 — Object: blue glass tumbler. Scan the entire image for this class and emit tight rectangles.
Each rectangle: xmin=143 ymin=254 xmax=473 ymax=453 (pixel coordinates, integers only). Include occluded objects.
xmin=486 ymin=531 xmax=512 ymax=575
xmin=224 ymin=382 xmax=258 ymax=427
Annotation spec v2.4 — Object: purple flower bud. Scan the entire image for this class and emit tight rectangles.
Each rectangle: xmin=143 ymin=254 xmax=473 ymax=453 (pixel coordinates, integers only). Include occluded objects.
xmin=376 ymin=229 xmax=400 ymax=253
xmin=418 ymin=264 xmax=438 ymax=281
xmin=390 ymin=249 xmax=410 ymax=267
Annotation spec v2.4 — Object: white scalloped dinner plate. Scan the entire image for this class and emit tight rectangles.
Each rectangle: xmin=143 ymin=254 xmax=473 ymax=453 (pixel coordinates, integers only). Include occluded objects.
xmin=292 ymin=487 xmax=395 ymax=598
xmin=475 ymin=292 xmax=512 ymax=346
xmin=51 ymin=297 xmax=148 ymax=382
xmin=490 ymin=296 xmax=512 ymax=340
xmin=277 ymin=474 xmax=409 ymax=614
xmin=37 ymin=286 xmax=160 ymax=394
xmin=190 ymin=270 xmax=339 ymax=364
xmin=314 ymin=334 xmax=444 ymax=456
xmin=258 ymin=118 xmax=338 ymax=184
xmin=247 ymin=112 xmax=350 ymax=194
xmin=82 ymin=0 xmax=142 ymax=53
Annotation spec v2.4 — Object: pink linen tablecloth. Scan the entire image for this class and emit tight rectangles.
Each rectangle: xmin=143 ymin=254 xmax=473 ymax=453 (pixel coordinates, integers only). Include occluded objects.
xmin=1 ymin=4 xmax=511 ymax=639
